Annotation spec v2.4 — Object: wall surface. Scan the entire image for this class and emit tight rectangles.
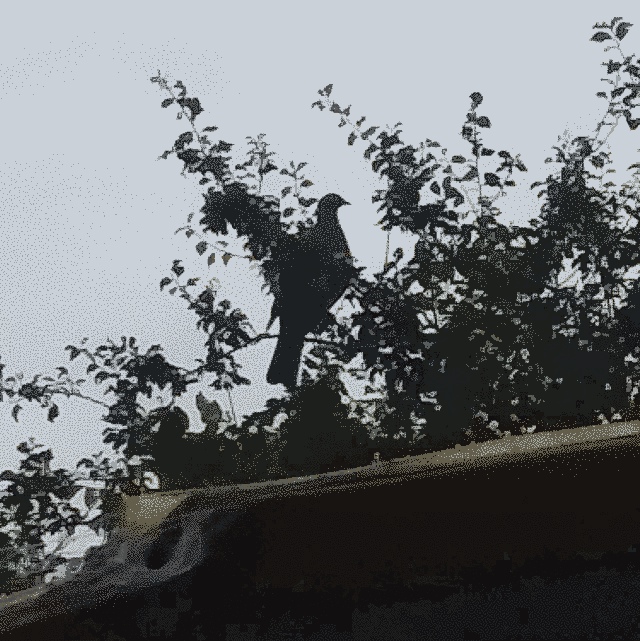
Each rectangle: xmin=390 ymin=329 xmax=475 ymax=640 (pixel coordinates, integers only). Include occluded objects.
xmin=2 ymin=421 xmax=640 ymax=638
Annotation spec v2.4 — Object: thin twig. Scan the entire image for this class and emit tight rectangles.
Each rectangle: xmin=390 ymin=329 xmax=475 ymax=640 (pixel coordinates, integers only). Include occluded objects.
xmin=226 ymin=388 xmax=237 ymax=426
xmin=384 ymin=230 xmax=390 ymax=269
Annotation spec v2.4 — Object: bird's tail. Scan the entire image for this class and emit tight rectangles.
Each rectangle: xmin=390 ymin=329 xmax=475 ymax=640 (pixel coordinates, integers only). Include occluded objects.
xmin=267 ymin=331 xmax=305 ymax=390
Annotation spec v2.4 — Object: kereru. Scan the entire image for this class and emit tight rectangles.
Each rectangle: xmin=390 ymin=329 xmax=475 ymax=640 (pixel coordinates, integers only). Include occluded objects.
xmin=266 ymin=193 xmax=354 ymax=389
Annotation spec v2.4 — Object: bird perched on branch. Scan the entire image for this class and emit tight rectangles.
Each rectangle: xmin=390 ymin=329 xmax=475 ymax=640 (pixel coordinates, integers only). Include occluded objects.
xmin=266 ymin=193 xmax=354 ymax=389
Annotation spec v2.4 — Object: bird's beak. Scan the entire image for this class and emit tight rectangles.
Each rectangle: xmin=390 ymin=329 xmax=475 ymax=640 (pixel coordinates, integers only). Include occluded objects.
xmin=343 ymin=200 xmax=351 ymax=206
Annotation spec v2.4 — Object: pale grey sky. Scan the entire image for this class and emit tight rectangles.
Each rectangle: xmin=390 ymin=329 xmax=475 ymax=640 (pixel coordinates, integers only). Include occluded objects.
xmin=1 ymin=1 xmax=639 ymax=471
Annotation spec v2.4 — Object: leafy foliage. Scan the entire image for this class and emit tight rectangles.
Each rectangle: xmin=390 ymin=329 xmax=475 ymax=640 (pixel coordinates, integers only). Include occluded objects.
xmin=1 ymin=18 xmax=640 ymax=519
xmin=0 ymin=441 xmax=86 ymax=590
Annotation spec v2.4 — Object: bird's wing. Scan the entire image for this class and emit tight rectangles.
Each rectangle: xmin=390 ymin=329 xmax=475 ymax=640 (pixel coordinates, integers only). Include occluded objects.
xmin=266 ymin=208 xmax=356 ymax=331
xmin=265 ymin=232 xmax=300 ymax=329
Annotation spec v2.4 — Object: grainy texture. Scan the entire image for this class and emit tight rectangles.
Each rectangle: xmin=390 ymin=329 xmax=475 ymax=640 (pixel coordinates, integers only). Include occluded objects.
xmin=2 ymin=421 xmax=640 ymax=639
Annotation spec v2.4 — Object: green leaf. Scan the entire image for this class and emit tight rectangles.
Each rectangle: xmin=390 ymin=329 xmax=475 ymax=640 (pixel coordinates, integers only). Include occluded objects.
xmin=484 ymin=172 xmax=501 ymax=187
xmin=171 ymin=260 xmax=185 ymax=277
xmin=591 ymin=32 xmax=613 ymax=42
xmin=606 ymin=61 xmax=623 ymax=74
xmin=300 ymin=180 xmax=313 ymax=188
xmin=348 ymin=132 xmax=357 ymax=146
xmin=361 ymin=127 xmax=379 ymax=140
xmin=173 ymin=131 xmax=193 ymax=149
xmin=627 ymin=64 xmax=640 ymax=78
xmin=625 ymin=114 xmax=640 ymax=130
xmin=477 ymin=116 xmax=491 ymax=128
xmin=161 ymin=98 xmax=174 ymax=108
xmin=460 ymin=167 xmax=479 ymax=181
xmin=196 ymin=241 xmax=208 ymax=255
xmin=615 ymin=22 xmax=633 ymax=40
xmin=430 ymin=181 xmax=441 ymax=195
xmin=47 ymin=404 xmax=59 ymax=423
xmin=451 ymin=155 xmax=466 ymax=163
xmin=160 ymin=277 xmax=172 ymax=291
xmin=323 ymin=84 xmax=333 ymax=96
xmin=12 ymin=405 xmax=21 ymax=422
xmin=364 ymin=144 xmax=378 ymax=159
xmin=169 ymin=288 xmax=177 ymax=295
xmin=222 ymin=253 xmax=232 ymax=266
xmin=208 ymin=252 xmax=216 ymax=266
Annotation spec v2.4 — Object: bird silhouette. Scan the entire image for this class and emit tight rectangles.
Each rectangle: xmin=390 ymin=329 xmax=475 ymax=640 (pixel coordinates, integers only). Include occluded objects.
xmin=266 ymin=193 xmax=354 ymax=389
xmin=195 ymin=391 xmax=224 ymax=434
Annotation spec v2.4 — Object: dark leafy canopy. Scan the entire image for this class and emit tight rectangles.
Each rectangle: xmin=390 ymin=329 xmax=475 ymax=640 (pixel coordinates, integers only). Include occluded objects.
xmin=3 ymin=17 xmax=640 ymax=495
xmin=307 ymin=16 xmax=640 ymax=445
xmin=0 ymin=441 xmax=87 ymax=590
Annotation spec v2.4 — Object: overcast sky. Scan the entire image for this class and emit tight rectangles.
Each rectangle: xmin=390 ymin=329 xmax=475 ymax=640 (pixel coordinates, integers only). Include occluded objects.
xmin=1 ymin=1 xmax=639 ymax=472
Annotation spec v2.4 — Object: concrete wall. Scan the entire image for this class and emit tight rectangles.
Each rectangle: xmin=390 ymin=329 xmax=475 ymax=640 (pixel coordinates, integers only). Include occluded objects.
xmin=2 ymin=420 xmax=640 ymax=638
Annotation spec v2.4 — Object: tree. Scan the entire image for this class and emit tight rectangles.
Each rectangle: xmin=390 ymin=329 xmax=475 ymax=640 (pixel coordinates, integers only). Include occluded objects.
xmin=0 ymin=15 xmax=638 ymax=506
xmin=0 ymin=440 xmax=83 ymax=591
xmin=2 ymin=16 xmax=640 ymax=638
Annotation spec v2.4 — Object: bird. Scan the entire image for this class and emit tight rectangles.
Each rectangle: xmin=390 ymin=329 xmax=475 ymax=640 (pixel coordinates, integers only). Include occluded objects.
xmin=266 ymin=193 xmax=354 ymax=390
xmin=195 ymin=391 xmax=224 ymax=434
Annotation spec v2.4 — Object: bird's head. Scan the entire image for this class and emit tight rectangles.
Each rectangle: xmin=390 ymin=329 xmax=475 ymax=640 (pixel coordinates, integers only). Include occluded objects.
xmin=316 ymin=193 xmax=350 ymax=217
